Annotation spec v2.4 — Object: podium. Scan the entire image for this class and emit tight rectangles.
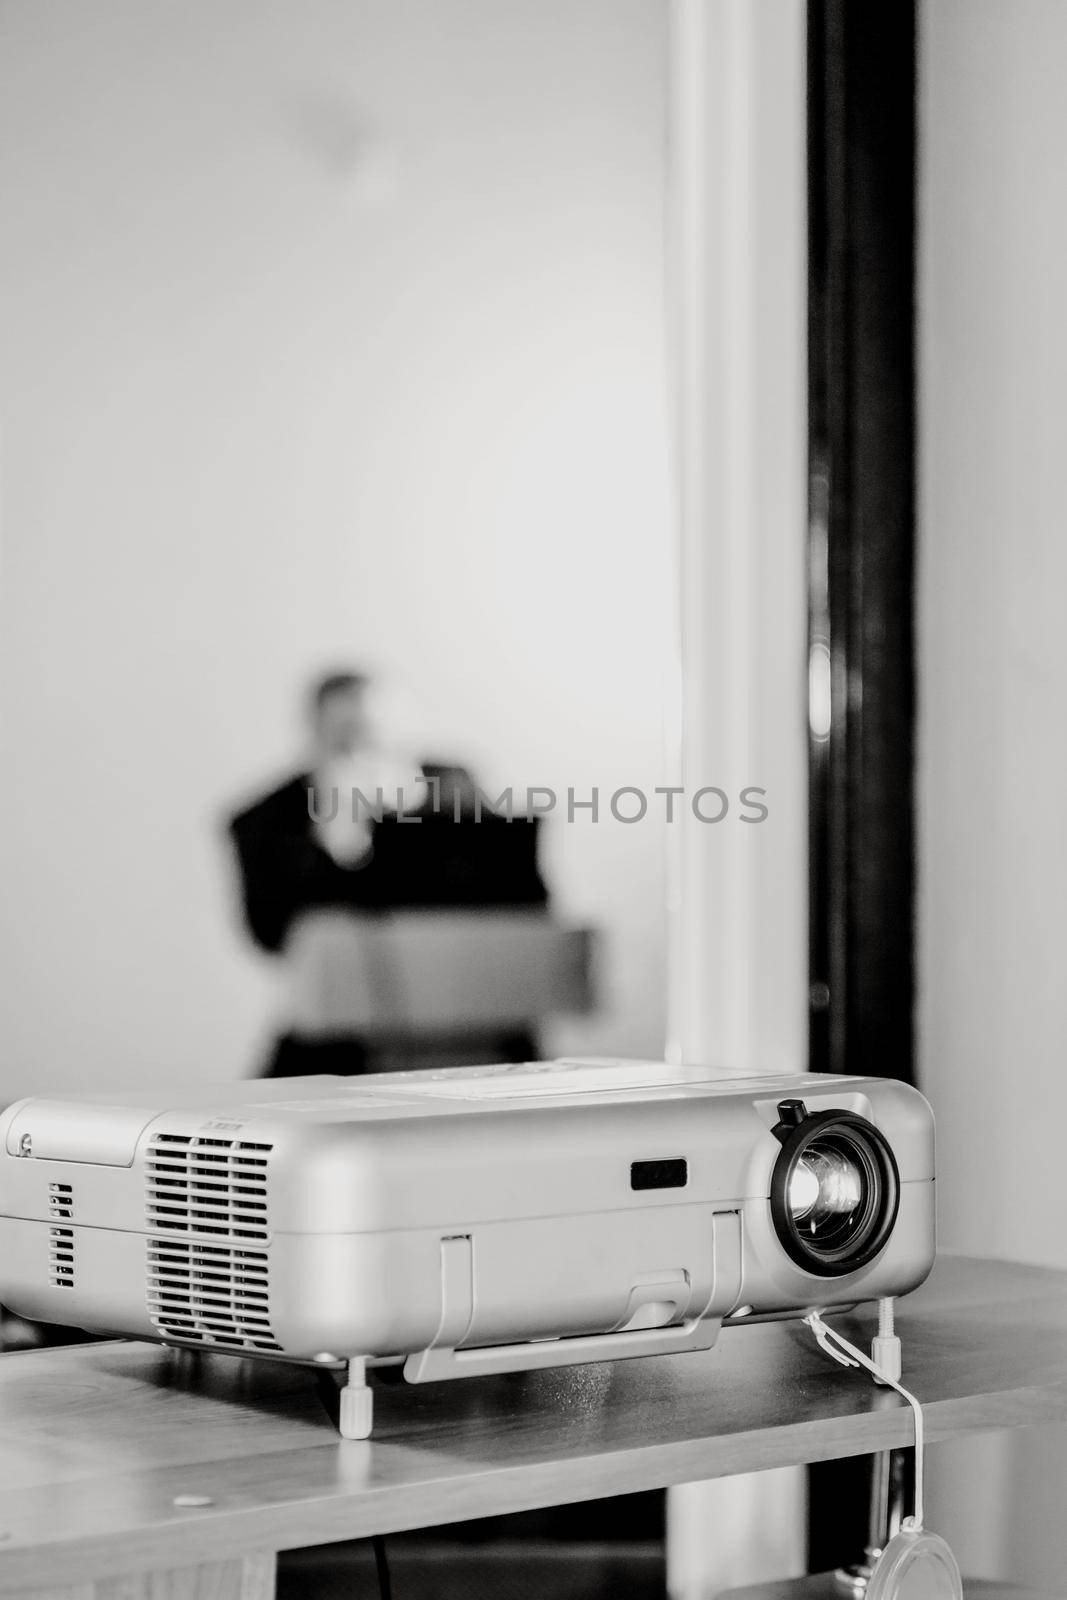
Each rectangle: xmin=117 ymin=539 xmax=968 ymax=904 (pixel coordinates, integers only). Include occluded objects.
xmin=283 ymin=909 xmax=597 ymax=1060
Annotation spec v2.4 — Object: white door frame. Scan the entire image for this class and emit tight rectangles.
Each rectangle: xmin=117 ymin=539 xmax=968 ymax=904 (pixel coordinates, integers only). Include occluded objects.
xmin=666 ymin=1 xmax=808 ymax=1594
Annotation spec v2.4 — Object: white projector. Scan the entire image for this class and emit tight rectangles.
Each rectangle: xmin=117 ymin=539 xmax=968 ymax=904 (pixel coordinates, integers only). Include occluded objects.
xmin=0 ymin=1060 xmax=935 ymax=1437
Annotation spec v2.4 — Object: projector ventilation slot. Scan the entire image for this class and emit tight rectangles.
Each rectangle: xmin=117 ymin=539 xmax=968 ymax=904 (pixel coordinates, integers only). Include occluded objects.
xmin=147 ymin=1240 xmax=281 ymax=1352
xmin=49 ymin=1227 xmax=75 ymax=1289
xmin=145 ymin=1133 xmax=271 ymax=1241
xmin=48 ymin=1182 xmax=74 ymax=1220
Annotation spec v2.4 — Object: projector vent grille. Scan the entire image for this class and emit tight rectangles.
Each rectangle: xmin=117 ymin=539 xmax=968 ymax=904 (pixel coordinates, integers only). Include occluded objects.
xmin=145 ymin=1133 xmax=272 ymax=1241
xmin=147 ymin=1240 xmax=281 ymax=1352
xmin=48 ymin=1226 xmax=75 ymax=1289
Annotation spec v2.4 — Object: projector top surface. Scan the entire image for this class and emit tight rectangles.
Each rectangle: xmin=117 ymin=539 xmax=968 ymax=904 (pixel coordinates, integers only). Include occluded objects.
xmin=0 ymin=1060 xmax=934 ymax=1228
xmin=6 ymin=1060 xmax=878 ymax=1124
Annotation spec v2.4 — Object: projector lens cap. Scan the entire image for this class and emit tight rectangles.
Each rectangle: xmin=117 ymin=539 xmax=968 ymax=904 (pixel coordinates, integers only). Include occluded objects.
xmin=770 ymin=1107 xmax=900 ymax=1276
xmin=865 ymin=1528 xmax=963 ymax=1600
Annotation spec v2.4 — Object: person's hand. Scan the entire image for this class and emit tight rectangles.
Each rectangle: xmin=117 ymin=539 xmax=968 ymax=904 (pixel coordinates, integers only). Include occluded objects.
xmin=311 ymin=780 xmax=374 ymax=866
xmin=312 ymin=750 xmax=427 ymax=866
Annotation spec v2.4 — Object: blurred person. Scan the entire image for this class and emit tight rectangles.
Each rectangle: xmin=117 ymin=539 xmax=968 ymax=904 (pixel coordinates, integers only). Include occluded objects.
xmin=227 ymin=670 xmax=548 ymax=1076
xmin=228 ymin=670 xmax=426 ymax=956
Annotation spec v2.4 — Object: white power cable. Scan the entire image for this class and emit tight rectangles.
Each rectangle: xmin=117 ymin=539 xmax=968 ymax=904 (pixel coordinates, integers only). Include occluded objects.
xmin=804 ymin=1309 xmax=924 ymax=1530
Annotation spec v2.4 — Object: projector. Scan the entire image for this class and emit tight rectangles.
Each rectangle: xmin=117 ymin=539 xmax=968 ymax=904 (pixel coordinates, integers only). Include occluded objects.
xmin=0 ymin=1060 xmax=934 ymax=1437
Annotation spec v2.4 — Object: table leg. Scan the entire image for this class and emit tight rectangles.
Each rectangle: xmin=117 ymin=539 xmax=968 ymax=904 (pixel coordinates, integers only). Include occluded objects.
xmin=21 ymin=1551 xmax=276 ymax=1600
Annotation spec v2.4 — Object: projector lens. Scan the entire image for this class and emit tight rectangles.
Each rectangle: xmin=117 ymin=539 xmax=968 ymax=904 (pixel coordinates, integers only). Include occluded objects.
xmin=771 ymin=1111 xmax=899 ymax=1276
xmin=788 ymin=1147 xmax=864 ymax=1224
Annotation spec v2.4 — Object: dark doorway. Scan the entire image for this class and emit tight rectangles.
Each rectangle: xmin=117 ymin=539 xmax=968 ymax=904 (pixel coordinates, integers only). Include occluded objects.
xmin=806 ymin=0 xmax=917 ymax=1573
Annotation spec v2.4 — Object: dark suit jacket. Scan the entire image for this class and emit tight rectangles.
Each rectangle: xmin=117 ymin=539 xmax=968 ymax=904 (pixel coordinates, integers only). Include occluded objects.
xmin=227 ymin=766 xmax=548 ymax=954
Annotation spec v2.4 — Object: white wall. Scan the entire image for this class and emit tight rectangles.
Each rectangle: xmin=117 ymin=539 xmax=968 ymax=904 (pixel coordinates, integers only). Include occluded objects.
xmin=0 ymin=0 xmax=673 ymax=1098
xmin=920 ymin=0 xmax=1067 ymax=1580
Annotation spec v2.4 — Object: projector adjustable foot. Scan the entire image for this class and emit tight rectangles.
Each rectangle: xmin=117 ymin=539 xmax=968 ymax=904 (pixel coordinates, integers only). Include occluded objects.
xmin=339 ymin=1357 xmax=373 ymax=1440
xmin=871 ymin=1297 xmax=901 ymax=1385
